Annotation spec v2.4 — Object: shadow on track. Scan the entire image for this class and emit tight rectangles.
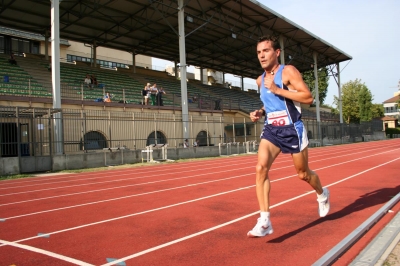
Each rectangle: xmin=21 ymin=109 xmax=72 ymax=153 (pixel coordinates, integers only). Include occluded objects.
xmin=267 ymin=185 xmax=400 ymax=243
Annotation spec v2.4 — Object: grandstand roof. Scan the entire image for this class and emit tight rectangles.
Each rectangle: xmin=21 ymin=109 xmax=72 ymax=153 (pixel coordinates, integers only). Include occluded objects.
xmin=0 ymin=0 xmax=352 ymax=79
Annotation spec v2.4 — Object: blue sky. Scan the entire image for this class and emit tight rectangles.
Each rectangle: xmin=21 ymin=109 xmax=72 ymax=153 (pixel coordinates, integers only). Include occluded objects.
xmin=153 ymin=0 xmax=400 ymax=106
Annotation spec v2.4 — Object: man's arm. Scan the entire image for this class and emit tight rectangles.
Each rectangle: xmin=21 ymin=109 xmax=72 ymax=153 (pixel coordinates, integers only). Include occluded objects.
xmin=265 ymin=65 xmax=313 ymax=104
xmin=250 ymin=76 xmax=265 ymax=122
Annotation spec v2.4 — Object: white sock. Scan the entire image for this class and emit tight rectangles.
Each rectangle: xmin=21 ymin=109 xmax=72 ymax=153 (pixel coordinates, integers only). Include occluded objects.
xmin=260 ymin=211 xmax=270 ymax=220
xmin=317 ymin=188 xmax=326 ymax=199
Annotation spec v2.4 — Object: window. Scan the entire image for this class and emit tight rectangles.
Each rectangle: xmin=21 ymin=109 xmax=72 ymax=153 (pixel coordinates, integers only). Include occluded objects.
xmin=146 ymin=131 xmax=167 ymax=146
xmin=196 ymin=131 xmax=210 ymax=146
xmin=82 ymin=131 xmax=107 ymax=150
xmin=31 ymin=42 xmax=40 ymax=54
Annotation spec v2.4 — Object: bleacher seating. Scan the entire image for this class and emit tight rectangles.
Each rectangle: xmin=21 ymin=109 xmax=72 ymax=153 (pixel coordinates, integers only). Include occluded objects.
xmin=0 ymin=55 xmax=52 ymax=97
xmin=0 ymin=53 xmax=261 ymax=110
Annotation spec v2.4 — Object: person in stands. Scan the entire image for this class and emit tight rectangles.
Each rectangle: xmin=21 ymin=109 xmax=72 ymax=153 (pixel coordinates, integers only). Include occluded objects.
xmin=104 ymin=92 xmax=112 ymax=102
xmin=84 ymin=74 xmax=92 ymax=89
xmin=157 ymin=86 xmax=166 ymax=106
xmin=8 ymin=53 xmax=17 ymax=65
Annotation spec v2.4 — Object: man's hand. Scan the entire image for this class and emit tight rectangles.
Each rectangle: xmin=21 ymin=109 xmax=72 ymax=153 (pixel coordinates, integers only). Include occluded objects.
xmin=250 ymin=109 xmax=263 ymax=122
xmin=264 ymin=74 xmax=279 ymax=95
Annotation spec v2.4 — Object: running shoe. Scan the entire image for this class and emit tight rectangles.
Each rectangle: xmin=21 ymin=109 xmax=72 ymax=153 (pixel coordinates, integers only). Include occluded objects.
xmin=318 ymin=187 xmax=330 ymax=217
xmin=247 ymin=218 xmax=273 ymax=237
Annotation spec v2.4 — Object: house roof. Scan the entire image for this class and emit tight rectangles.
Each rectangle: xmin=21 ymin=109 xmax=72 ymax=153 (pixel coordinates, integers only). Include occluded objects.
xmin=380 ymin=116 xmax=398 ymax=121
xmin=0 ymin=0 xmax=352 ymax=79
xmin=383 ymin=95 xmax=400 ymax=104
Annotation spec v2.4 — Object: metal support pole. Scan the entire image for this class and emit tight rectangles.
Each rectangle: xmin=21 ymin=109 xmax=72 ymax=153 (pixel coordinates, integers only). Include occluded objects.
xmin=93 ymin=41 xmax=97 ymax=67
xmin=178 ymin=0 xmax=189 ymax=140
xmin=44 ymin=30 xmax=49 ymax=61
xmin=132 ymin=50 xmax=136 ymax=74
xmin=313 ymin=52 xmax=322 ymax=145
xmin=337 ymin=63 xmax=344 ymax=143
xmin=279 ymin=35 xmax=285 ymax=65
xmin=51 ymin=0 xmax=63 ymax=154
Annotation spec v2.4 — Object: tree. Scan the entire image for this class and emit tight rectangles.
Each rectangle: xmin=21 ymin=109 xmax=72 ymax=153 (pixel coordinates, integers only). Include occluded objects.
xmin=371 ymin=104 xmax=384 ymax=118
xmin=302 ymin=66 xmax=329 ymax=105
xmin=333 ymin=79 xmax=374 ymax=124
xmin=358 ymin=86 xmax=373 ymax=122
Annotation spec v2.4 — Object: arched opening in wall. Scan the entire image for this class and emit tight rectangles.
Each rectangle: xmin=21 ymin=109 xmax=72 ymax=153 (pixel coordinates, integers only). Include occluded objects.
xmin=146 ymin=131 xmax=167 ymax=146
xmin=196 ymin=130 xmax=210 ymax=146
xmin=81 ymin=131 xmax=108 ymax=150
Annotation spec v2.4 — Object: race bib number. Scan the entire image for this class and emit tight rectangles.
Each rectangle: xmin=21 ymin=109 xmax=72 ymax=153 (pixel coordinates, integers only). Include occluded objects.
xmin=267 ymin=110 xmax=289 ymax=126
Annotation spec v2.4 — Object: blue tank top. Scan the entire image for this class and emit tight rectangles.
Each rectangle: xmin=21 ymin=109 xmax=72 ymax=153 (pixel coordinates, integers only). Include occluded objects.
xmin=260 ymin=65 xmax=302 ymax=126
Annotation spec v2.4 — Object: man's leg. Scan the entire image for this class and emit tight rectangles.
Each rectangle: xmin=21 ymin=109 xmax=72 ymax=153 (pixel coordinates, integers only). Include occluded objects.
xmin=256 ymin=139 xmax=281 ymax=212
xmin=248 ymin=139 xmax=280 ymax=237
xmin=291 ymin=147 xmax=322 ymax=193
xmin=291 ymin=147 xmax=330 ymax=217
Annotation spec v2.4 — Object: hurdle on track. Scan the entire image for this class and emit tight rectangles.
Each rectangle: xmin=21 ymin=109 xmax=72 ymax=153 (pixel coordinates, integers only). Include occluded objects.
xmin=142 ymin=144 xmax=168 ymax=163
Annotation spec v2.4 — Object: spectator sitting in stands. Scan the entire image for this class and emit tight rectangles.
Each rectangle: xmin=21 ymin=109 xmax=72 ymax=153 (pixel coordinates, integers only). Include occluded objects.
xmin=8 ymin=53 xmax=17 ymax=65
xmin=183 ymin=139 xmax=189 ymax=148
xmin=91 ymin=75 xmax=98 ymax=87
xmin=84 ymin=74 xmax=92 ymax=89
xmin=193 ymin=139 xmax=200 ymax=147
xmin=104 ymin=92 xmax=112 ymax=102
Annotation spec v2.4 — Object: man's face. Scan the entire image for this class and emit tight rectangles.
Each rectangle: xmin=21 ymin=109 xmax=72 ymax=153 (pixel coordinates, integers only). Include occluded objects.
xmin=257 ymin=40 xmax=280 ymax=69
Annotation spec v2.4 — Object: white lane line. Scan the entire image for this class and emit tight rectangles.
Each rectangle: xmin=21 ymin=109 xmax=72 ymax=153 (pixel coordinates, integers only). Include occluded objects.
xmin=1 ymin=146 xmax=396 ymax=207
xmin=101 ymin=157 xmax=400 ymax=266
xmin=0 ymin=186 xmax=255 ymax=247
xmin=0 ymin=239 xmax=94 ymax=266
xmin=2 ymin=153 xmax=399 ymax=249
xmin=1 ymin=173 xmax=253 ymax=220
xmin=0 ymin=167 xmax=251 ymax=206
xmin=0 ymin=141 xmax=390 ymax=190
xmin=1 ymin=147 xmax=398 ymax=223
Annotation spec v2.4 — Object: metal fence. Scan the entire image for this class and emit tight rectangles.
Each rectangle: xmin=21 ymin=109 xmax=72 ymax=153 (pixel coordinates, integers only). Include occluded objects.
xmin=0 ymin=106 xmax=389 ymax=158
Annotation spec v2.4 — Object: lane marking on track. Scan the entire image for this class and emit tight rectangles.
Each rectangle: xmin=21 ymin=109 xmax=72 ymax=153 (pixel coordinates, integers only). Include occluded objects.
xmin=0 ymin=186 xmax=255 ymax=247
xmin=1 ymin=145 xmax=397 ymax=223
xmin=0 ymin=173 xmax=253 ymax=220
xmin=0 ymin=239 xmax=94 ymax=266
xmin=100 ymin=157 xmax=400 ymax=266
xmin=0 ymin=141 xmax=395 ymax=190
xmin=0 ymin=158 xmax=400 ymax=266
xmin=0 ymin=144 xmax=394 ymax=200
xmin=1 ymin=148 xmax=399 ymax=221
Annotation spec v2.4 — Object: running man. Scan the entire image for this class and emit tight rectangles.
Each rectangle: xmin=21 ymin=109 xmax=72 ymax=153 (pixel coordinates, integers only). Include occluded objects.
xmin=248 ymin=35 xmax=330 ymax=237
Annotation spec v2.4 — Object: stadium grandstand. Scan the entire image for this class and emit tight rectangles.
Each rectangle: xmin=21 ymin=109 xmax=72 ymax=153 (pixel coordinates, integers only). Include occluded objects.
xmin=0 ymin=0 xmax=385 ymax=174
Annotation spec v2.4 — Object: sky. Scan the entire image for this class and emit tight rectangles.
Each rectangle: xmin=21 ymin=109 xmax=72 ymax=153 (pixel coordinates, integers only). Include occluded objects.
xmin=153 ymin=0 xmax=400 ymax=106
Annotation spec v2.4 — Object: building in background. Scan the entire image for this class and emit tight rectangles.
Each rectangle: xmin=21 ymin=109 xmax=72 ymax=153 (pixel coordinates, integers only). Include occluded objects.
xmin=383 ymin=89 xmax=400 ymax=126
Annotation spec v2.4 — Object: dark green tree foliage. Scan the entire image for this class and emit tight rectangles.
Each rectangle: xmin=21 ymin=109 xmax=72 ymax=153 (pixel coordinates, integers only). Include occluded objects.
xmin=371 ymin=104 xmax=384 ymax=119
xmin=358 ymin=85 xmax=373 ymax=122
xmin=333 ymin=79 xmax=374 ymax=124
xmin=302 ymin=67 xmax=329 ymax=105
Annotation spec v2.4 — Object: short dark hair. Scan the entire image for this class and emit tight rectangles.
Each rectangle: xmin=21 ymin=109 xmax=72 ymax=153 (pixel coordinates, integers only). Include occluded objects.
xmin=257 ymin=35 xmax=281 ymax=51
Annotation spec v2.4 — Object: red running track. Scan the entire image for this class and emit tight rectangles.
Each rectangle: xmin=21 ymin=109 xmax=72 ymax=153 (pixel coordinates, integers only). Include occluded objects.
xmin=0 ymin=139 xmax=399 ymax=266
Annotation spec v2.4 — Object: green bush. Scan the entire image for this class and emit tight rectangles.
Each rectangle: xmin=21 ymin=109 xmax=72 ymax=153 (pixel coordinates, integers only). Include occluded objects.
xmin=385 ymin=127 xmax=400 ymax=138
